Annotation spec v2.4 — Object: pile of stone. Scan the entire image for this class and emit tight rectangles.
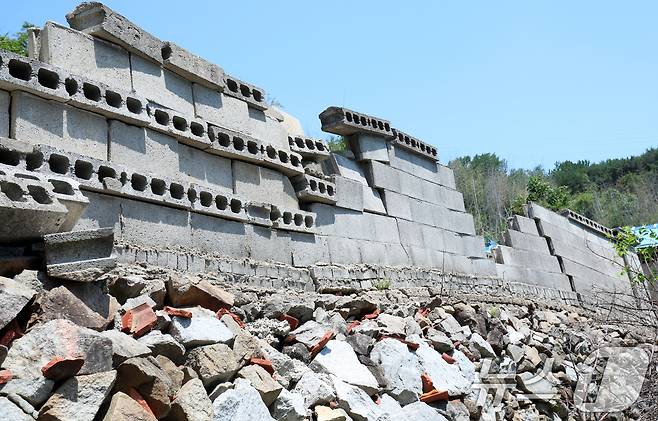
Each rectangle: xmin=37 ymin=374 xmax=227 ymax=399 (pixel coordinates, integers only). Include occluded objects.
xmin=0 ymin=262 xmax=653 ymax=420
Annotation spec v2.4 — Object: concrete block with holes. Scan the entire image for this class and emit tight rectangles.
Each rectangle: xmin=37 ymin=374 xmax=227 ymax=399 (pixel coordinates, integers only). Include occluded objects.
xmin=108 ymin=120 xmax=180 ymax=178
xmin=0 ymin=170 xmax=69 ymax=241
xmin=232 ymin=161 xmax=299 ymax=209
xmin=43 ymin=227 xmax=116 ymax=282
xmin=0 ymin=90 xmax=8 ymax=137
xmin=349 ymin=134 xmax=390 ymax=163
xmin=38 ymin=21 xmax=132 ymax=92
xmin=161 ymin=42 xmax=224 ymax=90
xmin=131 ymin=54 xmax=195 ymax=115
xmin=11 ymin=91 xmax=108 ymax=160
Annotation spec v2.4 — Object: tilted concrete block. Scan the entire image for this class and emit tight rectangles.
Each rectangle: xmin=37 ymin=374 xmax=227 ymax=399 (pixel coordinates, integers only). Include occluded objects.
xmin=223 ymin=74 xmax=267 ymax=111
xmin=388 ymin=145 xmax=441 ymax=185
xmin=495 ymin=263 xmax=572 ymax=291
xmin=562 ymin=257 xmax=632 ymax=294
xmin=147 ymin=103 xmax=211 ymax=150
xmin=42 ymin=174 xmax=89 ymax=232
xmin=502 ymin=229 xmax=551 ymax=254
xmin=381 ymin=190 xmax=412 ymax=221
xmin=397 ymin=218 xmax=425 ymax=247
xmin=292 ymin=174 xmax=337 ymax=204
xmin=390 ymin=128 xmax=438 ymax=161
xmin=0 ymin=169 xmax=68 ymax=241
xmin=319 ymin=106 xmax=394 ymax=139
xmin=368 ymin=213 xmax=401 ymax=244
xmin=509 ymin=214 xmax=539 ymax=236
xmin=366 ymin=160 xmax=401 ymax=192
xmin=249 ymin=108 xmax=293 ymax=152
xmin=108 ymin=120 xmax=179 ymax=178
xmin=0 ymin=90 xmax=7 ymax=138
xmin=132 ymin=54 xmax=195 ymax=115
xmin=494 ymin=245 xmax=562 ymax=273
xmin=179 ymin=144 xmax=233 ymax=193
xmin=233 ymin=161 xmax=299 ymax=209
xmin=437 ymin=164 xmax=456 ymax=190
xmin=44 ymin=227 xmax=116 ymax=282
xmin=527 ymin=202 xmax=612 ymax=248
xmin=11 ymin=91 xmax=108 ymax=160
xmin=161 ymin=41 xmax=224 ymax=90
xmin=349 ymin=134 xmax=390 ymax=163
xmin=560 ymin=208 xmax=615 ymax=239
xmin=66 ymin=2 xmax=164 ymax=64
xmin=288 ymin=135 xmax=330 ymax=161
xmin=538 ymin=219 xmax=622 ymax=266
xmin=333 ymin=175 xmax=364 ymax=211
xmin=39 ymin=21 xmax=132 ymax=91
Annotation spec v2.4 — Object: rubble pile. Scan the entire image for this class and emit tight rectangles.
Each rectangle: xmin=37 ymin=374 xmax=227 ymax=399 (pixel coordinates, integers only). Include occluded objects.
xmin=0 ymin=263 xmax=653 ymax=420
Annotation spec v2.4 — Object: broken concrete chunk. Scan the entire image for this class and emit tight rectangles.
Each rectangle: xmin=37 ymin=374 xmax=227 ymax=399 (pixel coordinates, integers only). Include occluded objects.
xmin=108 ymin=274 xmax=166 ymax=307
xmin=415 ymin=344 xmax=471 ymax=397
xmin=288 ymin=320 xmax=330 ymax=347
xmin=4 ymin=319 xmax=112 ymax=378
xmin=185 ymin=343 xmax=241 ymax=387
xmin=102 ymin=330 xmax=152 ymax=365
xmin=0 ymin=276 xmax=35 ymax=330
xmin=138 ymin=330 xmax=185 ymax=363
xmin=370 ymin=338 xmax=422 ymax=405
xmin=292 ymin=370 xmax=335 ymax=408
xmin=169 ymin=306 xmax=234 ymax=348
xmin=212 ymin=378 xmax=274 ymax=421
xmin=102 ymin=391 xmax=157 ymax=421
xmin=310 ymin=340 xmax=379 ymax=395
xmin=271 ymin=388 xmax=307 ymax=421
xmin=237 ymin=364 xmax=283 ymax=406
xmin=0 ymin=396 xmax=33 ymax=421
xmin=331 ymin=376 xmax=386 ymax=421
xmin=43 ymin=228 xmax=116 ymax=282
xmin=470 ymin=332 xmax=496 ymax=358
xmin=168 ymin=378 xmax=213 ymax=421
xmin=39 ymin=370 xmax=117 ymax=421
xmin=0 ymin=376 xmax=54 ymax=407
xmin=167 ymin=276 xmax=234 ymax=310
xmin=402 ymin=401 xmax=448 ymax=420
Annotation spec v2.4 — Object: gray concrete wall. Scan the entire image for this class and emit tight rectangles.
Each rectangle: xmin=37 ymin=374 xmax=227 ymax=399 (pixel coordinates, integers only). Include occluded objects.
xmin=0 ymin=90 xmax=8 ymax=138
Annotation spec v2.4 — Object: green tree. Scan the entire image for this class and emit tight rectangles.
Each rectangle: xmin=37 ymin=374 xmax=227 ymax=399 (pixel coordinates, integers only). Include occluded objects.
xmin=0 ymin=22 xmax=34 ymax=56
xmin=326 ymin=135 xmax=347 ymax=153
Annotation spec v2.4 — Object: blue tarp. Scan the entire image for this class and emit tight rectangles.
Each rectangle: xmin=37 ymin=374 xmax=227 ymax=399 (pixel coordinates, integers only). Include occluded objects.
xmin=631 ymin=224 xmax=658 ymax=249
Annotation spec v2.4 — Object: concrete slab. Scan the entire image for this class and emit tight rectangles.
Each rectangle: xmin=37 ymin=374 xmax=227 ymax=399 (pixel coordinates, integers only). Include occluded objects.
xmin=179 ymin=144 xmax=232 ymax=193
xmin=291 ymin=232 xmax=330 ymax=267
xmin=390 ymin=128 xmax=438 ymax=161
xmin=232 ymin=161 xmax=298 ymax=209
xmin=245 ymin=224 xmax=292 ymax=264
xmin=510 ymin=215 xmax=539 ymax=236
xmin=503 ymin=230 xmax=551 ymax=254
xmin=327 ymin=236 xmax=362 ymax=265
xmin=161 ymin=42 xmax=224 ymax=90
xmin=189 ymin=212 xmax=249 ymax=258
xmin=494 ymin=245 xmax=562 ymax=273
xmin=66 ymin=2 xmax=164 ymax=64
xmin=108 ymin=120 xmax=179 ymax=178
xmin=0 ymin=90 xmax=8 ymax=138
xmin=72 ymin=191 xmax=122 ymax=234
xmin=563 ymin=257 xmax=632 ymax=294
xmin=39 ymin=21 xmax=132 ymax=92
xmin=193 ymin=85 xmax=246 ymax=131
xmin=349 ymin=134 xmax=390 ymax=163
xmin=538 ymin=220 xmax=622 ymax=266
xmin=11 ymin=91 xmax=108 ymax=160
xmin=223 ymin=74 xmax=267 ymax=111
xmin=44 ymin=228 xmax=116 ymax=282
xmin=333 ymin=175 xmax=364 ymax=211
xmin=120 ymin=196 xmax=192 ymax=249
xmin=319 ymin=106 xmax=394 ymax=138
xmin=495 ymin=263 xmax=572 ymax=290
xmin=358 ymin=240 xmax=388 ymax=265
xmin=131 ymin=54 xmax=195 ymax=115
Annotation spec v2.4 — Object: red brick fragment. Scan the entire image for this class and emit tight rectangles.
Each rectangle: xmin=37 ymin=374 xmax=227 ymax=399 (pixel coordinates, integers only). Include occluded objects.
xmin=216 ymin=308 xmax=245 ymax=328
xmin=163 ymin=306 xmax=193 ymax=318
xmin=417 ymin=307 xmax=430 ymax=318
xmin=249 ymin=358 xmax=275 ymax=376
xmin=121 ymin=303 xmax=157 ymax=338
xmin=277 ymin=314 xmax=299 ymax=331
xmin=0 ymin=369 xmax=12 ymax=384
xmin=0 ymin=319 xmax=24 ymax=347
xmin=421 ymin=373 xmax=434 ymax=393
xmin=309 ymin=330 xmax=335 ymax=358
xmin=374 ymin=394 xmax=381 ymax=405
xmin=362 ymin=309 xmax=381 ymax=320
xmin=41 ymin=356 xmax=84 ymax=380
xmin=128 ymin=387 xmax=156 ymax=418
xmin=346 ymin=320 xmax=361 ymax=333
xmin=329 ymin=401 xmax=339 ymax=409
xmin=442 ymin=353 xmax=456 ymax=365
xmin=420 ymin=388 xmax=449 ymax=403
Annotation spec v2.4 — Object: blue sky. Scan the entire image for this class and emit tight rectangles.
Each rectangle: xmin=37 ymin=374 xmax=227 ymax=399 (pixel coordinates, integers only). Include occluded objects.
xmin=3 ymin=1 xmax=657 ymax=170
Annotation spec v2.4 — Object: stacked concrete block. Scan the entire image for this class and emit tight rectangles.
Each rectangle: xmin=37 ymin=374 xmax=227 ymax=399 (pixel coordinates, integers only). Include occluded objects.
xmin=223 ymin=75 xmax=267 ymax=111
xmin=43 ymin=227 xmax=116 ymax=282
xmin=132 ymin=55 xmax=195 ymax=115
xmin=288 ymin=135 xmax=330 ymax=161
xmin=0 ymin=90 xmax=8 ymax=137
xmin=323 ymin=154 xmax=385 ymax=214
xmin=292 ymin=174 xmax=337 ymax=205
xmin=0 ymin=168 xmax=69 ymax=242
xmin=495 ymin=264 xmax=572 ymax=290
xmin=348 ymin=134 xmax=390 ymax=163
xmin=494 ymin=246 xmax=562 ymax=274
xmin=39 ymin=21 xmax=132 ymax=92
xmin=233 ymin=161 xmax=299 ymax=209
xmin=319 ymin=107 xmax=394 ymax=139
xmin=11 ymin=91 xmax=108 ymax=160
xmin=390 ymin=128 xmax=438 ymax=161
xmin=161 ymin=42 xmax=225 ymax=90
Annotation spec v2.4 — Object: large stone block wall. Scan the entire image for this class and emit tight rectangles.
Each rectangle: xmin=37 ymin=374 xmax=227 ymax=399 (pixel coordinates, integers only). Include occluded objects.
xmin=0 ymin=2 xmax=645 ymax=310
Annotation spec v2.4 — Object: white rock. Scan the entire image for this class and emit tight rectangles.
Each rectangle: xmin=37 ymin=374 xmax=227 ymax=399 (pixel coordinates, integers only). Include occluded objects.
xmin=212 ymin=378 xmax=274 ymax=421
xmin=0 ymin=397 xmax=33 ymax=420
xmin=169 ymin=307 xmax=234 ymax=348
xmin=369 ymin=338 xmax=421 ymax=405
xmin=378 ymin=394 xmax=404 ymax=419
xmin=271 ymin=389 xmax=307 ymax=421
xmin=331 ymin=376 xmax=388 ymax=421
xmin=39 ymin=371 xmax=117 ymax=421
xmin=102 ymin=330 xmax=151 ymax=364
xmin=416 ymin=344 xmax=471 ymax=397
xmin=310 ymin=340 xmax=379 ymax=395
xmin=470 ymin=333 xmax=496 ymax=358
xmin=169 ymin=378 xmax=213 ymax=421
xmin=0 ymin=277 xmax=35 ymax=330
xmin=402 ymin=401 xmax=448 ymax=420
xmin=292 ymin=370 xmax=336 ymax=408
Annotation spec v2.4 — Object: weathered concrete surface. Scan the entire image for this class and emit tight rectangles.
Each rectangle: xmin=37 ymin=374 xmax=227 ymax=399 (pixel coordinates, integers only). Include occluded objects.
xmin=44 ymin=228 xmax=116 ymax=282
xmin=0 ymin=90 xmax=8 ymax=138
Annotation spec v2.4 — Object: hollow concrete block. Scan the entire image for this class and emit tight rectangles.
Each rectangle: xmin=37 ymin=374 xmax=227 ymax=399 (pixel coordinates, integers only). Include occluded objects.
xmin=108 ymin=120 xmax=180 ymax=178
xmin=131 ymin=54 xmax=195 ymax=116
xmin=178 ymin=144 xmax=232 ymax=194
xmin=232 ymin=161 xmax=298 ymax=209
xmin=39 ymin=21 xmax=132 ymax=92
xmin=11 ymin=91 xmax=108 ymax=160
xmin=0 ymin=90 xmax=8 ymax=138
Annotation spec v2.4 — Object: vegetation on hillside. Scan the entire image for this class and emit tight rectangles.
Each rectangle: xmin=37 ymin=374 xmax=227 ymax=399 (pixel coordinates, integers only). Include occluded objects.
xmin=449 ymin=148 xmax=658 ymax=243
xmin=0 ymin=22 xmax=33 ymax=56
